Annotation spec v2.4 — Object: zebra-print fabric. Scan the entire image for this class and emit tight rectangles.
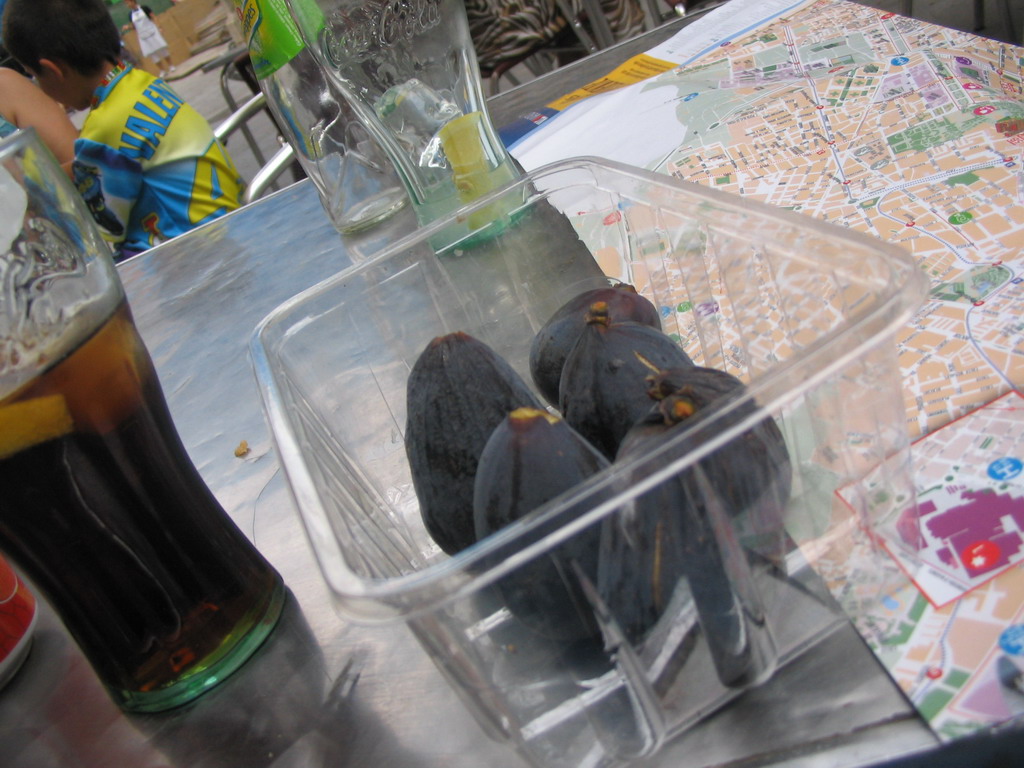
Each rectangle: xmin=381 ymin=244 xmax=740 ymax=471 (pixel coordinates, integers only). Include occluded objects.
xmin=465 ymin=0 xmax=645 ymax=71
xmin=580 ymin=0 xmax=645 ymax=43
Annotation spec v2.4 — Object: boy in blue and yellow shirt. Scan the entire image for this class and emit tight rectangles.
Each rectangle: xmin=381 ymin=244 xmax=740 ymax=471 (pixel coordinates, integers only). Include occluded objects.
xmin=3 ymin=0 xmax=244 ymax=260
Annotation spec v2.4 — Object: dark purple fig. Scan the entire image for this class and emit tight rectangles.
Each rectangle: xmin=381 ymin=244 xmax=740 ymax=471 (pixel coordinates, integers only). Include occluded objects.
xmin=598 ymin=459 xmax=777 ymax=688
xmin=474 ymin=407 xmax=608 ymax=642
xmin=646 ymin=366 xmax=752 ymax=405
xmin=559 ymin=301 xmax=692 ymax=460
xmin=640 ymin=366 xmax=792 ymax=555
xmin=597 ymin=366 xmax=790 ymax=686
xmin=405 ymin=332 xmax=541 ymax=555
xmin=530 ymin=283 xmax=661 ymax=406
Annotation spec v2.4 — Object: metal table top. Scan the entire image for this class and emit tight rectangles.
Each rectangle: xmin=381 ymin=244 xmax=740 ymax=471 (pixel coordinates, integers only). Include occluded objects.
xmin=1 ymin=14 xmax=950 ymax=768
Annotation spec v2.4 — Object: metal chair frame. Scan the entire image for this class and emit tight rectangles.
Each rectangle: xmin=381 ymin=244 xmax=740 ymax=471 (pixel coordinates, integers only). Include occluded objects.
xmin=212 ymin=89 xmax=300 ymax=204
xmin=217 ymin=52 xmax=271 ymax=171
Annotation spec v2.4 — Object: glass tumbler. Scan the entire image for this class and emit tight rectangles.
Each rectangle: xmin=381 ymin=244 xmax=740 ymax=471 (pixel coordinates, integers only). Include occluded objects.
xmin=286 ymin=0 xmax=522 ymax=235
xmin=0 ymin=128 xmax=285 ymax=713
xmin=234 ymin=0 xmax=409 ymax=233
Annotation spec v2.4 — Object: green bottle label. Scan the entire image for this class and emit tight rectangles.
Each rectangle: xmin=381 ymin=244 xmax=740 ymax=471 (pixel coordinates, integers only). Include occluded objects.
xmin=235 ymin=0 xmax=318 ymax=79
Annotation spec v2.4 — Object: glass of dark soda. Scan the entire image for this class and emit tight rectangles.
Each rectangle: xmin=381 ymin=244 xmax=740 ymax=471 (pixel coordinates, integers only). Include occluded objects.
xmin=0 ymin=128 xmax=285 ymax=713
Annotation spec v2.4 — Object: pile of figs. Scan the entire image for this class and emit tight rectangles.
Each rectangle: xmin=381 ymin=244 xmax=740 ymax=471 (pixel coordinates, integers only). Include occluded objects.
xmin=404 ymin=282 xmax=792 ymax=679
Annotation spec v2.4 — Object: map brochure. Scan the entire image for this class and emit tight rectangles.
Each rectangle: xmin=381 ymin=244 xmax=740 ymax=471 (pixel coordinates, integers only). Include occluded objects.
xmin=838 ymin=390 xmax=1024 ymax=741
xmin=508 ymin=0 xmax=1024 ymax=440
xmin=506 ymin=0 xmax=1024 ymax=741
xmin=498 ymin=0 xmax=806 ymax=147
xmin=865 ymin=390 xmax=1024 ymax=608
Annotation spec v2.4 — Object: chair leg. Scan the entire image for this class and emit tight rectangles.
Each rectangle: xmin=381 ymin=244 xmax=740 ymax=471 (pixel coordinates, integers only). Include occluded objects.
xmin=218 ymin=57 xmax=267 ymax=169
xmin=577 ymin=0 xmax=617 ymax=48
xmin=553 ymin=0 xmax=601 ymax=52
xmin=637 ymin=0 xmax=663 ymax=30
xmin=900 ymin=0 xmax=912 ymax=17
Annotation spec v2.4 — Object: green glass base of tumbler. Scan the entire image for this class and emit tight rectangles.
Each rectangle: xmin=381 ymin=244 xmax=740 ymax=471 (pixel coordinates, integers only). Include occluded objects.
xmin=113 ymin=576 xmax=287 ymax=714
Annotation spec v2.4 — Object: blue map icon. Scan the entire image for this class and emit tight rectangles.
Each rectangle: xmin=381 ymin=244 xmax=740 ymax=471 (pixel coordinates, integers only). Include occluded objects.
xmin=988 ymin=457 xmax=1023 ymax=482
xmin=1000 ymin=625 xmax=1024 ymax=656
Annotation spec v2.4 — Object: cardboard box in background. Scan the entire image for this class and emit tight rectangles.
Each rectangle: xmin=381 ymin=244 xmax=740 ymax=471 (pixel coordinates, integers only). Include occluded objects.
xmin=120 ymin=0 xmax=234 ymax=74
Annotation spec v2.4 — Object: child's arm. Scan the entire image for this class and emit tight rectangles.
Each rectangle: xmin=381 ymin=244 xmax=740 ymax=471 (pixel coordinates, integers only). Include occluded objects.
xmin=0 ymin=68 xmax=78 ymax=174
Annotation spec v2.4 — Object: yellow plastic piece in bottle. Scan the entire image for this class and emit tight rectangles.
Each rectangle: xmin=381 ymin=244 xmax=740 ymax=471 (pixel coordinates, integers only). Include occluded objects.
xmin=438 ymin=112 xmax=518 ymax=230
xmin=0 ymin=394 xmax=74 ymax=460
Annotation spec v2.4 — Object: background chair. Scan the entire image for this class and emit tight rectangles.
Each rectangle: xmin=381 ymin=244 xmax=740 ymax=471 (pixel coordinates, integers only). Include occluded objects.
xmin=212 ymin=89 xmax=301 ymax=203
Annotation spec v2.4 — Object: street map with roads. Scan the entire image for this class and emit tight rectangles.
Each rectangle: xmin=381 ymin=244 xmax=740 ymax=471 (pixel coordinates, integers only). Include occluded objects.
xmin=508 ymin=0 xmax=1024 ymax=741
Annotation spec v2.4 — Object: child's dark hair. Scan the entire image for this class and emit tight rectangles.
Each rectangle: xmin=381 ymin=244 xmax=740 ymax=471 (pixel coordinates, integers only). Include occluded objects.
xmin=2 ymin=0 xmax=122 ymax=74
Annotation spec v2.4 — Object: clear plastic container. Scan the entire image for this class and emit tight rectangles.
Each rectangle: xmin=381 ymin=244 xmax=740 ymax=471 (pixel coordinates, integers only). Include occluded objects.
xmin=251 ymin=158 xmax=928 ymax=767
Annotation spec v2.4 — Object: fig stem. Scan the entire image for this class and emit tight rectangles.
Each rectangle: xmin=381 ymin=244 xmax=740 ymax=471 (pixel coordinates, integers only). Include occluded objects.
xmin=584 ymin=301 xmax=612 ymax=327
